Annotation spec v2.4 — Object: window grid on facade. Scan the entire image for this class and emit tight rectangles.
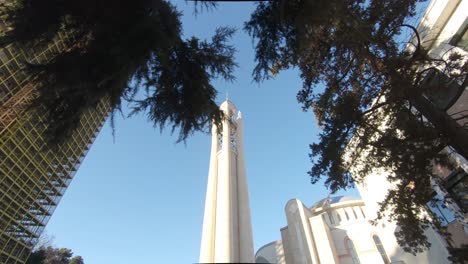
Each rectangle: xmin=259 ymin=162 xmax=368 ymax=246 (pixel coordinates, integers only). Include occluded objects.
xmin=0 ymin=27 xmax=110 ymax=263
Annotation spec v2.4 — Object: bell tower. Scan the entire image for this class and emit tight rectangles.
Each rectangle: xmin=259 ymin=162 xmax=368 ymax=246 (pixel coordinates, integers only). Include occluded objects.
xmin=199 ymin=99 xmax=254 ymax=263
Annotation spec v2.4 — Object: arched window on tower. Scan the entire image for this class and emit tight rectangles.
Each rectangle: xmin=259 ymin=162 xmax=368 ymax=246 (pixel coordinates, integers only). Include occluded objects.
xmin=345 ymin=238 xmax=361 ymax=264
xmin=230 ymin=128 xmax=237 ymax=152
xmin=373 ymin=235 xmax=390 ymax=264
xmin=337 ymin=211 xmax=342 ymax=222
xmin=217 ymin=133 xmax=223 ymax=152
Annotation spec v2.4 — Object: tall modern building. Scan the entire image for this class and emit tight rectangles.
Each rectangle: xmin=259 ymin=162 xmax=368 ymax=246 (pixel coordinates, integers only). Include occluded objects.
xmin=199 ymin=99 xmax=255 ymax=263
xmin=0 ymin=32 xmax=109 ymax=263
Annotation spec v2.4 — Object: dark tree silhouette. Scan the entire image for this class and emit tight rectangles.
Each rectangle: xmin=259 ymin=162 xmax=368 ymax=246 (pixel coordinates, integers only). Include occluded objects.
xmin=26 ymin=246 xmax=84 ymax=264
xmin=244 ymin=0 xmax=467 ymax=258
xmin=0 ymin=0 xmax=237 ymax=144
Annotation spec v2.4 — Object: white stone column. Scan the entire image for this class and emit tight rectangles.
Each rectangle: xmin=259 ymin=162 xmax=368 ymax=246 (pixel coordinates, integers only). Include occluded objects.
xmin=214 ymin=116 xmax=233 ymax=262
xmin=236 ymin=112 xmax=255 ymax=262
xmin=199 ymin=125 xmax=218 ymax=263
xmin=199 ymin=100 xmax=254 ymax=263
xmin=285 ymin=199 xmax=318 ymax=264
xmin=309 ymin=215 xmax=338 ymax=264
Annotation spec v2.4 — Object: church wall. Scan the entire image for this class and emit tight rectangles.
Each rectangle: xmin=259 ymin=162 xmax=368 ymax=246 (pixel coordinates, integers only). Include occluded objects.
xmin=284 ymin=199 xmax=316 ymax=264
xmin=328 ymin=208 xmax=385 ymax=264
xmin=257 ymin=196 xmax=453 ymax=264
xmin=308 ymin=214 xmax=338 ymax=263
xmin=280 ymin=227 xmax=293 ymax=264
xmin=355 ymin=176 xmax=451 ymax=264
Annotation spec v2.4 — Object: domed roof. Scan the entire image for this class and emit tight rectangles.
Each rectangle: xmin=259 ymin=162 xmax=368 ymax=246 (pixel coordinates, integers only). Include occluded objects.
xmin=310 ymin=196 xmax=361 ymax=210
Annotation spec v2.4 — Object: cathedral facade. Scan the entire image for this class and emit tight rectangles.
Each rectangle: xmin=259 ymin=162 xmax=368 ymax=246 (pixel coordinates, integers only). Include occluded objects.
xmin=255 ymin=196 xmax=450 ymax=264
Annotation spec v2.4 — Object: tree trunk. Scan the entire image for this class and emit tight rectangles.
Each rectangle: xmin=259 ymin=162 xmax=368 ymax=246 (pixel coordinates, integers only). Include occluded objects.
xmin=411 ymin=94 xmax=468 ymax=159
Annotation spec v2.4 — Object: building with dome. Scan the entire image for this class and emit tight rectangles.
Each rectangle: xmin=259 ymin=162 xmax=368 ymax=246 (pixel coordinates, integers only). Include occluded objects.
xmin=255 ymin=196 xmax=450 ymax=264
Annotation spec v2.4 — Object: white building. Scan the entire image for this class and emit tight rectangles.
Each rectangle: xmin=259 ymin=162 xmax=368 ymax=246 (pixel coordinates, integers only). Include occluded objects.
xmin=418 ymin=0 xmax=468 ymax=245
xmin=255 ymin=196 xmax=451 ymax=264
xmin=358 ymin=0 xmax=468 ymax=251
xmin=199 ymin=99 xmax=255 ymax=263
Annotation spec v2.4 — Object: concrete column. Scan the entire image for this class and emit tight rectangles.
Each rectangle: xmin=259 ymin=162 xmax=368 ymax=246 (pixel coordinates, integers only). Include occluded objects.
xmin=285 ymin=199 xmax=319 ymax=264
xmin=199 ymin=100 xmax=254 ymax=263
xmin=236 ymin=112 xmax=255 ymax=262
xmin=199 ymin=125 xmax=218 ymax=262
xmin=309 ymin=215 xmax=338 ymax=264
xmin=214 ymin=116 xmax=232 ymax=262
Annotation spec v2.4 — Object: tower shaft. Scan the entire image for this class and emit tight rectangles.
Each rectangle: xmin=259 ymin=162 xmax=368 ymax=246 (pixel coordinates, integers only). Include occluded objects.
xmin=199 ymin=100 xmax=254 ymax=263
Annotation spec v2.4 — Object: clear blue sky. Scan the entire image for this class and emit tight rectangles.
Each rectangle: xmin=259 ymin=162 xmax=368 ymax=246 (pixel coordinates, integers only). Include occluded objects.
xmin=44 ymin=2 xmax=360 ymax=263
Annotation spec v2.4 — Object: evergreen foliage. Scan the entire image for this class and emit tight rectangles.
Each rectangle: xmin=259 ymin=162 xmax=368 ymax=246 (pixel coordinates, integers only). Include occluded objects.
xmin=0 ymin=0 xmax=236 ymax=144
xmin=245 ymin=0 xmax=467 ymax=258
xmin=26 ymin=247 xmax=84 ymax=264
xmin=2 ymin=0 xmax=467 ymax=260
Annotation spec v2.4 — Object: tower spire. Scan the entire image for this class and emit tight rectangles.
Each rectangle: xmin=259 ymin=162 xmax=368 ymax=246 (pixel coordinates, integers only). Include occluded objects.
xmin=199 ymin=100 xmax=254 ymax=263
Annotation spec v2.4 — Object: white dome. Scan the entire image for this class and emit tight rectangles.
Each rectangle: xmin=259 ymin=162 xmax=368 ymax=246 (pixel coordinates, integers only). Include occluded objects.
xmin=310 ymin=196 xmax=361 ymax=210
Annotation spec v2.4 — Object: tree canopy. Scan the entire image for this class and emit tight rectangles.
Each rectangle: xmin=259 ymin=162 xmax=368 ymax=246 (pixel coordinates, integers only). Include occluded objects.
xmin=0 ymin=0 xmax=236 ymax=144
xmin=26 ymin=246 xmax=84 ymax=264
xmin=2 ymin=0 xmax=467 ymax=261
xmin=245 ymin=0 xmax=467 ymax=259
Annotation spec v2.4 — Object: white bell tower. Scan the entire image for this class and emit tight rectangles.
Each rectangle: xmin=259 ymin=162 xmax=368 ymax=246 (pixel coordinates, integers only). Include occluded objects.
xmin=199 ymin=99 xmax=254 ymax=263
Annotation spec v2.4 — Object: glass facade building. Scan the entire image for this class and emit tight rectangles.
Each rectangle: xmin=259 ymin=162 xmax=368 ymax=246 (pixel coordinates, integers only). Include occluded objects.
xmin=0 ymin=32 xmax=109 ymax=263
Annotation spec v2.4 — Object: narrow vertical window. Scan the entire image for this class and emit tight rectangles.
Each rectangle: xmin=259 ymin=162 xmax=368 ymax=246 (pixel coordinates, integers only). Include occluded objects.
xmin=337 ymin=211 xmax=342 ymax=222
xmin=346 ymin=238 xmax=360 ymax=264
xmin=352 ymin=208 xmax=358 ymax=219
xmin=360 ymin=207 xmax=366 ymax=218
xmin=373 ymin=235 xmax=390 ymax=264
xmin=328 ymin=212 xmax=335 ymax=225
xmin=217 ymin=133 xmax=223 ymax=151
xmin=344 ymin=210 xmax=350 ymax=220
